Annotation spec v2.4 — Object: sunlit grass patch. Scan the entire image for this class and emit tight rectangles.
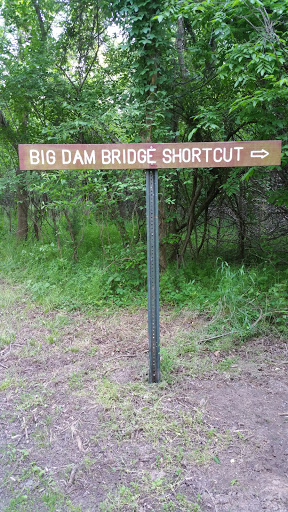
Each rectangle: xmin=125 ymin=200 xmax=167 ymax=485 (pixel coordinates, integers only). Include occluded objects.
xmin=0 ymin=378 xmax=14 ymax=392
xmin=0 ymin=282 xmax=24 ymax=309
xmin=2 ymin=460 xmax=82 ymax=512
xmin=99 ymin=475 xmax=204 ymax=512
xmin=0 ymin=331 xmax=16 ymax=349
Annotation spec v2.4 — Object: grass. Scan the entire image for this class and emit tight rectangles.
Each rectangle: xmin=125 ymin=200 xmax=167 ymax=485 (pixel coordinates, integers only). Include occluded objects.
xmin=0 ymin=332 xmax=16 ymax=349
xmin=3 ymin=469 xmax=82 ymax=512
xmin=0 ymin=377 xmax=16 ymax=392
xmin=99 ymin=481 xmax=204 ymax=512
xmin=0 ymin=229 xmax=287 ymax=369
xmin=0 ymin=284 xmax=23 ymax=309
xmin=3 ymin=460 xmax=81 ymax=512
xmin=0 ymin=224 xmax=287 ymax=345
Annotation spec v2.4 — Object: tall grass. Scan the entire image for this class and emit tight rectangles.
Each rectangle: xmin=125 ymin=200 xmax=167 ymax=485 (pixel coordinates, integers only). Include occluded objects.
xmin=0 ymin=220 xmax=287 ymax=338
xmin=160 ymin=258 xmax=288 ymax=338
xmin=0 ymin=222 xmax=147 ymax=309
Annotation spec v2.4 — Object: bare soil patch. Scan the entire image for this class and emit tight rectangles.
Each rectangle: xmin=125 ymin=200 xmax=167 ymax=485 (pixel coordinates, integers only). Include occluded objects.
xmin=0 ymin=281 xmax=287 ymax=511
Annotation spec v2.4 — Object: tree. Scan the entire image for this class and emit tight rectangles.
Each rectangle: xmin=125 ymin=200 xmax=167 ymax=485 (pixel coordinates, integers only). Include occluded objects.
xmin=147 ymin=0 xmax=288 ymax=260
xmin=0 ymin=0 xmax=287 ymax=262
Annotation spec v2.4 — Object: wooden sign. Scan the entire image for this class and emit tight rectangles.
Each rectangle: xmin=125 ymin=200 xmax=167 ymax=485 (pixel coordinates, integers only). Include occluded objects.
xmin=18 ymin=140 xmax=281 ymax=170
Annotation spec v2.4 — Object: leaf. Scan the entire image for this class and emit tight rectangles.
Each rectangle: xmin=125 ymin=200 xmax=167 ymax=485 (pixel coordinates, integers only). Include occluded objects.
xmin=213 ymin=456 xmax=221 ymax=464
xmin=241 ymin=168 xmax=255 ymax=182
xmin=188 ymin=128 xmax=198 ymax=141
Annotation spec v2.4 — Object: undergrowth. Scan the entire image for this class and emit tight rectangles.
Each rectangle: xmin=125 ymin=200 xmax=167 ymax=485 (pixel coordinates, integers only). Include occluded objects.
xmin=0 ymin=223 xmax=287 ymax=339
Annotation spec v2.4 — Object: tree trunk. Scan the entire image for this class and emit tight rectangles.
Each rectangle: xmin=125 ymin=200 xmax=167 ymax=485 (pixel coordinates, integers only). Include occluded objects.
xmin=195 ymin=207 xmax=208 ymax=258
xmin=52 ymin=209 xmax=62 ymax=258
xmin=64 ymin=209 xmax=78 ymax=262
xmin=179 ymin=175 xmax=220 ymax=262
xmin=176 ymin=17 xmax=189 ymax=80
xmin=234 ymin=187 xmax=247 ymax=260
xmin=16 ymin=170 xmax=29 ymax=240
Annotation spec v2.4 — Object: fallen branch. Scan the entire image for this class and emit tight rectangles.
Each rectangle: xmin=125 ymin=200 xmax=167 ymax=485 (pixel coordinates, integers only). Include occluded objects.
xmin=251 ymin=309 xmax=263 ymax=328
xmin=205 ymin=487 xmax=219 ymax=512
xmin=67 ymin=464 xmax=79 ymax=486
xmin=264 ymin=310 xmax=288 ymax=316
xmin=198 ymin=307 xmax=284 ymax=344
xmin=0 ymin=344 xmax=11 ymax=358
xmin=269 ymin=361 xmax=288 ymax=365
xmin=200 ymin=332 xmax=234 ymax=343
xmin=104 ymin=351 xmax=148 ymax=363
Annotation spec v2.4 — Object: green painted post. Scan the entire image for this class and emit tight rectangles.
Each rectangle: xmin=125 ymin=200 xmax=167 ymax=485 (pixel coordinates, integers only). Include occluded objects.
xmin=146 ymin=169 xmax=160 ymax=383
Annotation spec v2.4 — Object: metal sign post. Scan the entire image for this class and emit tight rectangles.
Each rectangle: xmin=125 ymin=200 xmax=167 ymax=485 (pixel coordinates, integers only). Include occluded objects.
xmin=146 ymin=169 xmax=160 ymax=383
xmin=18 ymin=140 xmax=281 ymax=384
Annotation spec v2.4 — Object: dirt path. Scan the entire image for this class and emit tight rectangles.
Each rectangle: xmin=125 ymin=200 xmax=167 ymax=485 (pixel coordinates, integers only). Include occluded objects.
xmin=0 ymin=281 xmax=287 ymax=511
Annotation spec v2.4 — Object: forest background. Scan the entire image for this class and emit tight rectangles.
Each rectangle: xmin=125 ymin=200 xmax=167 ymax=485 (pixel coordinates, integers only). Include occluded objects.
xmin=0 ymin=0 xmax=287 ymax=341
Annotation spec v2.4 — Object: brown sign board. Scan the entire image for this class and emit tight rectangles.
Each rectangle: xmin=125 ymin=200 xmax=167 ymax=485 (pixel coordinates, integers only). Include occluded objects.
xmin=18 ymin=141 xmax=281 ymax=170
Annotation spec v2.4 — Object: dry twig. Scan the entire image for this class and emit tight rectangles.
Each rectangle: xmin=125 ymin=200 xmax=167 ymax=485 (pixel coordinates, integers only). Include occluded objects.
xmin=67 ymin=464 xmax=79 ymax=486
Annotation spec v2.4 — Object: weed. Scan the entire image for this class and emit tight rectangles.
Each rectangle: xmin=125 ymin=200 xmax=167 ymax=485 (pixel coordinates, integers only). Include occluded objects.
xmin=26 ymin=461 xmax=45 ymax=479
xmin=178 ymin=336 xmax=200 ymax=354
xmin=236 ymin=431 xmax=247 ymax=441
xmin=21 ymin=338 xmax=42 ymax=357
xmin=47 ymin=335 xmax=57 ymax=344
xmin=160 ymin=346 xmax=176 ymax=383
xmin=51 ymin=314 xmax=70 ymax=329
xmin=17 ymin=386 xmax=50 ymax=411
xmin=0 ymin=332 xmax=15 ymax=349
xmin=4 ymin=494 xmax=29 ymax=512
xmin=68 ymin=346 xmax=80 ymax=353
xmin=156 ymin=455 xmax=163 ymax=468
xmin=99 ymin=484 xmax=140 ymax=511
xmin=176 ymin=446 xmax=184 ymax=463
xmin=68 ymin=370 xmax=85 ymax=390
xmin=0 ymin=378 xmax=13 ymax=391
xmin=89 ymin=345 xmax=99 ymax=356
xmin=5 ymin=446 xmax=29 ymax=464
xmin=151 ymin=476 xmax=164 ymax=489
xmin=4 ymin=473 xmax=82 ymax=512
xmin=217 ymin=357 xmax=238 ymax=371
xmin=1 ymin=227 xmax=287 ymax=341
xmin=174 ymin=492 xmax=203 ymax=512
xmin=181 ymin=354 xmax=213 ymax=377
xmin=32 ymin=426 xmax=51 ymax=448
xmin=0 ymin=283 xmax=23 ymax=309
xmin=96 ymin=378 xmax=119 ymax=406
xmin=163 ymin=501 xmax=176 ymax=511
xmin=42 ymin=490 xmax=82 ymax=511
xmin=83 ymin=455 xmax=96 ymax=470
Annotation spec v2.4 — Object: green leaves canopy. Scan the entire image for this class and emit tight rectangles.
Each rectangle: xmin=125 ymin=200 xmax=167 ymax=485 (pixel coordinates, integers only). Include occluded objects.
xmin=0 ymin=0 xmax=287 ymax=256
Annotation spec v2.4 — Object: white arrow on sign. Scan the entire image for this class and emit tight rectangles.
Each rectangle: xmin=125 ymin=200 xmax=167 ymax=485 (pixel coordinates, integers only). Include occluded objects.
xmin=251 ymin=149 xmax=269 ymax=159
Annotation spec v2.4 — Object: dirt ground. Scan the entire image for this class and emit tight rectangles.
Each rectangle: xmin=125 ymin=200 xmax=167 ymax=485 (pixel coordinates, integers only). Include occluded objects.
xmin=0 ymin=280 xmax=287 ymax=512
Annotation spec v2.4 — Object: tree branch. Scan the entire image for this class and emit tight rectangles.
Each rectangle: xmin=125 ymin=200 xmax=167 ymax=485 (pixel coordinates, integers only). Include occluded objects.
xmin=31 ymin=0 xmax=48 ymax=41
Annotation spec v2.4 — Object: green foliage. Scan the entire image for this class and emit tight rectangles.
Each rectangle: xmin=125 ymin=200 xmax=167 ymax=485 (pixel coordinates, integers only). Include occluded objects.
xmin=160 ymin=346 xmax=176 ymax=383
xmin=1 ymin=0 xmax=288 ymax=265
xmin=0 ymin=222 xmax=287 ymax=343
xmin=110 ymin=0 xmax=175 ymax=141
xmin=0 ymin=221 xmax=148 ymax=308
xmin=160 ymin=257 xmax=288 ymax=337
